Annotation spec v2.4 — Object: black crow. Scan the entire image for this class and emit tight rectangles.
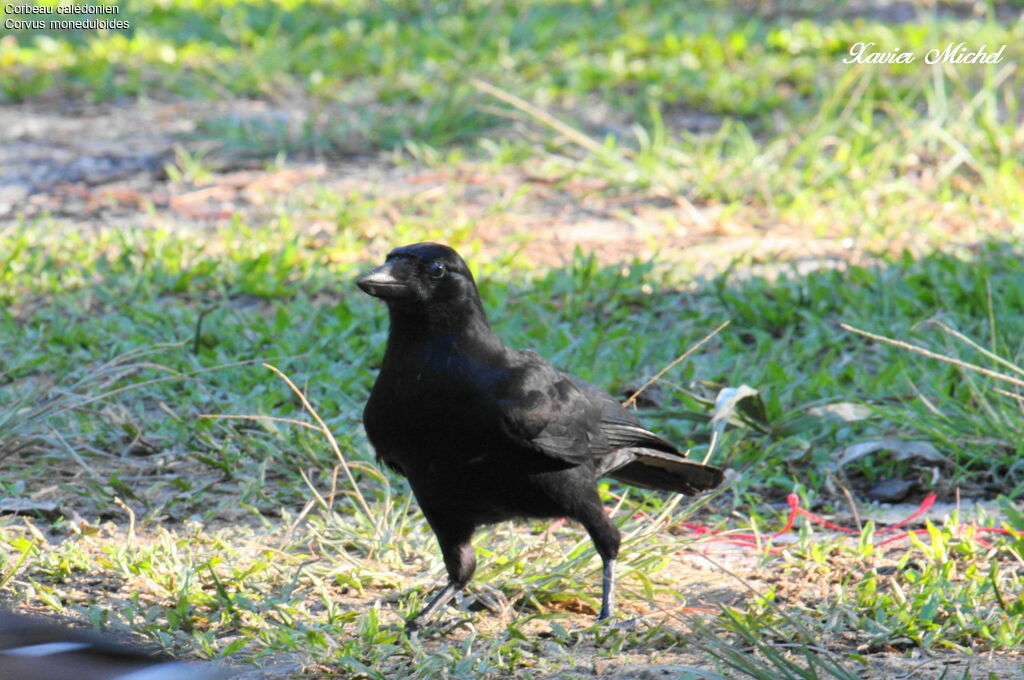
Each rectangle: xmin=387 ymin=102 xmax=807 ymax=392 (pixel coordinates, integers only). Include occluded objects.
xmin=357 ymin=243 xmax=723 ymax=630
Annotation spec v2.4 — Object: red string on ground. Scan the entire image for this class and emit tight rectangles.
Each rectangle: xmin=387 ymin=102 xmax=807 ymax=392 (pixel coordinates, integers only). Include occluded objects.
xmin=681 ymin=492 xmax=1022 ymax=556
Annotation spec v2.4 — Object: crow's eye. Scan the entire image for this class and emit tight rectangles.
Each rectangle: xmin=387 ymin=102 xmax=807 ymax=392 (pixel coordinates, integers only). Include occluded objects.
xmin=428 ymin=261 xmax=446 ymax=279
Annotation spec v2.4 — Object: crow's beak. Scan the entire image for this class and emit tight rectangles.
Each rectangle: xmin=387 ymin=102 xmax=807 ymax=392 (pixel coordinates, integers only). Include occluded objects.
xmin=357 ymin=260 xmax=412 ymax=299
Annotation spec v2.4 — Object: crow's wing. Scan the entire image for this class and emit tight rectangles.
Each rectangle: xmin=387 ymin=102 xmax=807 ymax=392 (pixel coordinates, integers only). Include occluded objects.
xmin=486 ymin=350 xmax=723 ymax=492
xmin=495 ymin=351 xmax=611 ymax=466
xmin=497 ymin=351 xmax=684 ymax=469
xmin=567 ymin=375 xmax=680 ymax=454
xmin=566 ymin=376 xmax=724 ymax=493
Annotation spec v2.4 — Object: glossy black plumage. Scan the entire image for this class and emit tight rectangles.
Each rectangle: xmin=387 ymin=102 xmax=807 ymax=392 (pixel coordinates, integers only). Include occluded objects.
xmin=358 ymin=243 xmax=723 ymax=630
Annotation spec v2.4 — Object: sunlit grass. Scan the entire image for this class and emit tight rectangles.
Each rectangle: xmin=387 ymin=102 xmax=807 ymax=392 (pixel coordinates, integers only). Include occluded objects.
xmin=3 ymin=1 xmax=1024 ymax=677
xmin=2 ymin=215 xmax=1023 ymax=676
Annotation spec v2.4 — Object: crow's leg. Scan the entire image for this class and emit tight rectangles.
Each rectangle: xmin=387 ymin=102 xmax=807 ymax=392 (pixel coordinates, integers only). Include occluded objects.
xmin=599 ymin=558 xmax=616 ymax=621
xmin=576 ymin=499 xmax=621 ymax=621
xmin=406 ymin=517 xmax=476 ymax=632
xmin=406 ymin=582 xmax=460 ymax=632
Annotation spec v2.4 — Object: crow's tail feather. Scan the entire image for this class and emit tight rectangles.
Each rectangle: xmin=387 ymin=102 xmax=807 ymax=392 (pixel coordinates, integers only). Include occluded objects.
xmin=609 ymin=449 xmax=723 ymax=495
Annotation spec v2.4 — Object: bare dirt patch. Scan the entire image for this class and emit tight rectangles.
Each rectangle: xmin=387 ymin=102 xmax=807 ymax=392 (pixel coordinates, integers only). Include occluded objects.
xmin=4 ymin=98 xmax=996 ymax=276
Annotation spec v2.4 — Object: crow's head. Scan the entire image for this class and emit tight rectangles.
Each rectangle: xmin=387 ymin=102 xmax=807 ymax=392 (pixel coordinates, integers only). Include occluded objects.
xmin=357 ymin=243 xmax=482 ymax=314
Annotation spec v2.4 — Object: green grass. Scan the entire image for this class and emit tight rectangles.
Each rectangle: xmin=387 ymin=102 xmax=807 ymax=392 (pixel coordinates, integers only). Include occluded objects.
xmin=2 ymin=219 xmax=1023 ymax=675
xmin=3 ymin=0 xmax=1024 ymax=677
